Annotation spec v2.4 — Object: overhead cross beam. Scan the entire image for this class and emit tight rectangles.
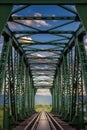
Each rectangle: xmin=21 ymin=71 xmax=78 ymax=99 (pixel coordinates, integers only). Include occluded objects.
xmin=0 ymin=0 xmax=87 ymax=4
xmin=11 ymin=16 xmax=79 ymax=21
xmin=12 ymin=31 xmax=75 ymax=34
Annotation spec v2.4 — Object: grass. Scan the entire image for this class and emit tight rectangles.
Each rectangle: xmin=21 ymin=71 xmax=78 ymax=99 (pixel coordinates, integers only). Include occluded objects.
xmin=35 ymin=105 xmax=52 ymax=112
xmin=0 ymin=106 xmax=3 ymax=128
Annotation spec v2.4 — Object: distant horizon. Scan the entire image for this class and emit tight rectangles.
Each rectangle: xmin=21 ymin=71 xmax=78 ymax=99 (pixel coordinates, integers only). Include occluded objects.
xmin=35 ymin=95 xmax=52 ymax=105
xmin=0 ymin=94 xmax=52 ymax=105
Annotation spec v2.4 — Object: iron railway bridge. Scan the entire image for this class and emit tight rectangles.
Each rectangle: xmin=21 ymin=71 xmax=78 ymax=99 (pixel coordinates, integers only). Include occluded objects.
xmin=0 ymin=0 xmax=87 ymax=130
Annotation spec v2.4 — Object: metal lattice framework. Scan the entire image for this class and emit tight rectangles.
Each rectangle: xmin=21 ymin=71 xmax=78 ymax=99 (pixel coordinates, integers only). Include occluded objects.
xmin=0 ymin=1 xmax=87 ymax=130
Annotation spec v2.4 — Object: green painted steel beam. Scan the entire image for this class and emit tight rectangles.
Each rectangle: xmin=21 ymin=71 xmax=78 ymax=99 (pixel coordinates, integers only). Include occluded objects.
xmin=0 ymin=34 xmax=11 ymax=94
xmin=12 ymin=30 xmax=75 ymax=34
xmin=24 ymin=49 xmax=63 ymax=52
xmin=58 ymin=25 xmax=84 ymax=65
xmin=0 ymin=5 xmax=12 ymax=34
xmin=29 ymin=63 xmax=57 ymax=65
xmin=11 ymin=16 xmax=79 ymax=21
xmin=31 ymin=68 xmax=56 ymax=71
xmin=27 ymin=57 xmax=60 ymax=60
xmin=33 ymin=79 xmax=53 ymax=82
xmin=76 ymin=5 xmax=87 ymax=31
xmin=0 ymin=0 xmax=87 ymax=4
xmin=33 ymin=74 xmax=54 ymax=76
xmin=21 ymin=42 xmax=66 ymax=47
xmin=32 ymin=70 xmax=55 ymax=72
xmin=22 ymin=44 xmax=65 ymax=49
xmin=34 ymin=86 xmax=53 ymax=88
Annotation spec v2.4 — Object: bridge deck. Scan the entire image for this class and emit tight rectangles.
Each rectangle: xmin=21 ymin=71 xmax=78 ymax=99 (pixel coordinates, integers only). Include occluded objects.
xmin=12 ymin=112 xmax=76 ymax=130
xmin=36 ymin=112 xmax=51 ymax=130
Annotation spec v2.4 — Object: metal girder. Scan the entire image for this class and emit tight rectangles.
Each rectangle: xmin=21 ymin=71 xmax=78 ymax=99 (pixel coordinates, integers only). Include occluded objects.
xmin=0 ymin=0 xmax=87 ymax=4
xmin=3 ymin=56 xmax=10 ymax=130
xmin=25 ymin=67 xmax=30 ymax=113
xmin=3 ymin=44 xmax=15 ymax=130
xmin=0 ymin=5 xmax=12 ymax=34
xmin=13 ymin=30 xmax=75 ymax=34
xmin=21 ymin=42 xmax=66 ymax=47
xmin=29 ymin=63 xmax=57 ymax=65
xmin=14 ymin=50 xmax=19 ymax=121
xmin=35 ymin=87 xmax=52 ymax=89
xmin=11 ymin=16 xmax=79 ymax=21
xmin=33 ymin=79 xmax=53 ymax=82
xmin=32 ymin=71 xmax=55 ymax=73
xmin=71 ymin=43 xmax=84 ymax=128
xmin=76 ymin=5 xmax=87 ymax=31
xmin=27 ymin=57 xmax=59 ymax=60
xmin=58 ymin=26 xmax=84 ymax=65
xmin=31 ymin=69 xmax=56 ymax=72
xmin=9 ymin=46 xmax=15 ymax=120
xmin=24 ymin=49 xmax=63 ymax=52
xmin=16 ymin=55 xmax=23 ymax=119
xmin=67 ymin=50 xmax=73 ymax=121
xmin=0 ymin=34 xmax=11 ymax=94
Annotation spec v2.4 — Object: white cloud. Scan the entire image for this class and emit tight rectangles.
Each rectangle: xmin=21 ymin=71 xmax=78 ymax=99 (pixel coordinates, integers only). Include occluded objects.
xmin=34 ymin=13 xmax=50 ymax=26
xmin=34 ymin=13 xmax=42 ymax=17
xmin=34 ymin=19 xmax=50 ymax=27
xmin=33 ymin=53 xmax=45 ymax=58
xmin=36 ymin=89 xmax=51 ymax=96
xmin=35 ymin=53 xmax=45 ymax=57
xmin=12 ymin=13 xmax=51 ymax=27
xmin=18 ymin=36 xmax=33 ymax=43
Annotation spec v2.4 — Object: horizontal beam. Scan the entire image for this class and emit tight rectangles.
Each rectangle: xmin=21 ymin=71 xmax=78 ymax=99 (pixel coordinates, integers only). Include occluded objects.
xmin=0 ymin=0 xmax=87 ymax=4
xmin=21 ymin=42 xmax=67 ymax=47
xmin=27 ymin=57 xmax=59 ymax=60
xmin=33 ymin=79 xmax=53 ymax=81
xmin=13 ymin=30 xmax=75 ymax=34
xmin=30 ymin=65 xmax=57 ymax=67
xmin=32 ymin=69 xmax=55 ymax=71
xmin=33 ymin=72 xmax=54 ymax=74
xmin=34 ymin=86 xmax=52 ymax=89
xmin=29 ymin=63 xmax=57 ymax=65
xmin=11 ymin=16 xmax=79 ymax=21
xmin=31 ymin=68 xmax=56 ymax=70
xmin=25 ymin=49 xmax=63 ymax=51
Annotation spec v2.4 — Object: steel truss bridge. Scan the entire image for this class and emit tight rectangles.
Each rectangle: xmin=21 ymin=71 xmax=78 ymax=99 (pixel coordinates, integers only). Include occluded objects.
xmin=0 ymin=0 xmax=87 ymax=129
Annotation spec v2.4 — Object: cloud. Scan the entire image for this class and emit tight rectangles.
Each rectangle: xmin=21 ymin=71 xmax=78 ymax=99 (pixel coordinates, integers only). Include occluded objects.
xmin=34 ymin=19 xmax=50 ymax=27
xmin=12 ymin=13 xmax=51 ymax=27
xmin=36 ymin=89 xmax=51 ymax=96
xmin=34 ymin=53 xmax=45 ymax=58
xmin=18 ymin=36 xmax=33 ymax=43
xmin=31 ymin=52 xmax=45 ymax=58
xmin=34 ymin=13 xmax=50 ymax=26
xmin=34 ymin=13 xmax=42 ymax=17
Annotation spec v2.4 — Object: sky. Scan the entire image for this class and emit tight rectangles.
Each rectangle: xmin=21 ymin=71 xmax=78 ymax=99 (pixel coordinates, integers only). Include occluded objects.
xmin=0 ymin=5 xmax=87 ymax=97
xmin=36 ymin=89 xmax=51 ymax=96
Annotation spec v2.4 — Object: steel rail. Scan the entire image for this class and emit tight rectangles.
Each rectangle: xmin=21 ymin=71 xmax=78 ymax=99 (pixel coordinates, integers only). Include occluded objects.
xmin=24 ymin=112 xmax=41 ymax=130
xmin=46 ymin=112 xmax=64 ymax=130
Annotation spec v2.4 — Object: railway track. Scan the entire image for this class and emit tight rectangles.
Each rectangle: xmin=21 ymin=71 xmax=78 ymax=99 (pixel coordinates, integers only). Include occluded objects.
xmin=23 ymin=111 xmax=76 ymax=130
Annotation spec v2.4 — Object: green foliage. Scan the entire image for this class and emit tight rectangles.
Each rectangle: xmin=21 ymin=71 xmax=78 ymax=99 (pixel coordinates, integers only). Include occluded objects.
xmin=35 ymin=105 xmax=52 ymax=112
xmin=0 ymin=106 xmax=3 ymax=128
